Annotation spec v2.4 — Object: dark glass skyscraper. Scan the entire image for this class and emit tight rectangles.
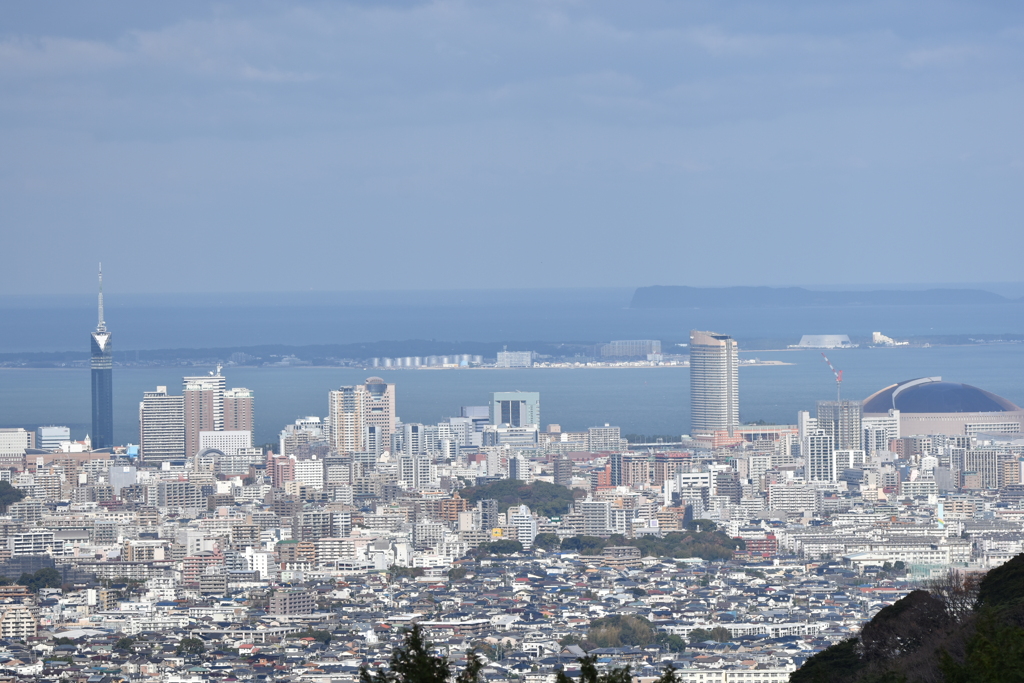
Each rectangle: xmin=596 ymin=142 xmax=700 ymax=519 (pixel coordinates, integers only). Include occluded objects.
xmin=90 ymin=265 xmax=114 ymax=448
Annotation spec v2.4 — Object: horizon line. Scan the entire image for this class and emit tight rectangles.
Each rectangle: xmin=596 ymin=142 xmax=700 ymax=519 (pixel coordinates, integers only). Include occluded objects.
xmin=2 ymin=281 xmax=1024 ymax=299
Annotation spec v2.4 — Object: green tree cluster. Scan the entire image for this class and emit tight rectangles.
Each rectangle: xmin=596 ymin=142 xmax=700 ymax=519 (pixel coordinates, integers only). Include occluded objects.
xmin=585 ymin=614 xmax=686 ymax=652
xmin=474 ymin=540 xmax=523 ymax=555
xmin=588 ymin=615 xmax=657 ymax=648
xmin=557 ymin=525 xmax=742 ymax=561
xmin=688 ymin=627 xmax=731 ymax=645
xmin=176 ymin=637 xmax=206 ymax=656
xmin=533 ymin=533 xmax=561 ymax=551
xmin=16 ymin=568 xmax=61 ymax=592
xmin=460 ymin=480 xmax=577 ymax=518
xmin=389 ymin=567 xmax=425 ymax=581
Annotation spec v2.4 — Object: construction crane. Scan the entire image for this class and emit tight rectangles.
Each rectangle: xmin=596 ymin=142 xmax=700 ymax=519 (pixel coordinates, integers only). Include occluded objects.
xmin=821 ymin=353 xmax=843 ymax=402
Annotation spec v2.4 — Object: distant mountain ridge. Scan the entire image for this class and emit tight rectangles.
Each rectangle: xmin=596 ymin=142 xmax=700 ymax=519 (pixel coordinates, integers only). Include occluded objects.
xmin=630 ymin=285 xmax=1017 ymax=309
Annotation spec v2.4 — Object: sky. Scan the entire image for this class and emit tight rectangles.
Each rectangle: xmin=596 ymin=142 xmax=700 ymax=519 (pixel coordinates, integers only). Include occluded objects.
xmin=1 ymin=1 xmax=1022 ymax=295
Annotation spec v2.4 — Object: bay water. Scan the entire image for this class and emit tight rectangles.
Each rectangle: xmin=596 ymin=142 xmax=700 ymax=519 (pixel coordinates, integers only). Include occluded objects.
xmin=3 ymin=345 xmax=1023 ymax=446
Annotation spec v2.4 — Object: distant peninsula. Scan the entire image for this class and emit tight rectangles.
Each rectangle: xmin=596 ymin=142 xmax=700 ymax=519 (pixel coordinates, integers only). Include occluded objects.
xmin=630 ymin=285 xmax=1017 ymax=309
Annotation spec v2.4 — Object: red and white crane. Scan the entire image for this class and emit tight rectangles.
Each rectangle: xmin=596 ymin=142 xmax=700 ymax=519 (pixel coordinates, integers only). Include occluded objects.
xmin=821 ymin=353 xmax=843 ymax=402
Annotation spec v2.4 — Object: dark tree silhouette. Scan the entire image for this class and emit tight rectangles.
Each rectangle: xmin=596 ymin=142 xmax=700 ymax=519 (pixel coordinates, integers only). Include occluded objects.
xmin=0 ymin=482 xmax=25 ymax=514
xmin=360 ymin=625 xmax=451 ymax=683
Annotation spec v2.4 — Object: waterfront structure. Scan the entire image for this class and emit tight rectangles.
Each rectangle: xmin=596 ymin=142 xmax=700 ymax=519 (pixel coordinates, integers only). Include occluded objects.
xmin=599 ymin=340 xmax=662 ymax=358
xmin=690 ymin=330 xmax=739 ymax=436
xmin=492 ymin=391 xmax=540 ymax=428
xmin=495 ymin=350 xmax=533 ymax=368
xmin=90 ymin=265 xmax=114 ymax=449
xmin=863 ymin=377 xmax=1024 ymax=436
xmin=328 ymin=377 xmax=397 ymax=454
xmin=791 ymin=334 xmax=857 ymax=349
xmin=139 ymin=387 xmax=185 ymax=463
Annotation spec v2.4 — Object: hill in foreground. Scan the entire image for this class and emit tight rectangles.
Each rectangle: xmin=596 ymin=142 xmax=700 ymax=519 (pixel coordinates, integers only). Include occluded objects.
xmin=792 ymin=553 xmax=1024 ymax=682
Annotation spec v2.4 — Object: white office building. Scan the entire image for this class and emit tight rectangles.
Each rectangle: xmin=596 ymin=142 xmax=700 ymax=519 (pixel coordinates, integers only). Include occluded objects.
xmin=198 ymin=430 xmax=252 ymax=457
xmin=36 ymin=426 xmax=71 ymax=451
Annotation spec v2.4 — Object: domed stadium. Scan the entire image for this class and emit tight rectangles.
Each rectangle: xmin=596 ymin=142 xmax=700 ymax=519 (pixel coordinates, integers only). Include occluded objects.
xmin=863 ymin=377 xmax=1024 ymax=436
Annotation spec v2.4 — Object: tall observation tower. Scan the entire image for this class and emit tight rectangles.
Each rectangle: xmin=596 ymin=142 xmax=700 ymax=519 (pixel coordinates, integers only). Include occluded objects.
xmin=90 ymin=264 xmax=114 ymax=448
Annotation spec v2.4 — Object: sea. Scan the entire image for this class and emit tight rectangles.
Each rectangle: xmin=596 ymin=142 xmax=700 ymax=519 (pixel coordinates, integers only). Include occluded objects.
xmin=2 ymin=345 xmax=1024 ymax=447
xmin=1 ymin=288 xmax=1023 ymax=445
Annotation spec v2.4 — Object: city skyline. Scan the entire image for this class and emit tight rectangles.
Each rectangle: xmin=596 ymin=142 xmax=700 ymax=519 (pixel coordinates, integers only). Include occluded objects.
xmin=3 ymin=2 xmax=1024 ymax=678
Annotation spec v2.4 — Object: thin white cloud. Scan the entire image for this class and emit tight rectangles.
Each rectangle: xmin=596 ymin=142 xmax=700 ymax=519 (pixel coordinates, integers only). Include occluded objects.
xmin=903 ymin=44 xmax=983 ymax=68
xmin=0 ymin=36 xmax=125 ymax=76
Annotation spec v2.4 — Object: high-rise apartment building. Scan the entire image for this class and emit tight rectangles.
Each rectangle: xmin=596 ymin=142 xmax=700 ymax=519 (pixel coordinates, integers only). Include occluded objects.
xmin=224 ymin=387 xmax=254 ymax=435
xmin=816 ymin=400 xmax=863 ymax=451
xmin=279 ymin=417 xmax=323 ymax=458
xmin=328 ymin=386 xmax=363 ymax=454
xmin=863 ymin=410 xmax=901 ymax=456
xmin=554 ymin=458 xmax=574 ymax=487
xmin=579 ymin=499 xmax=612 ymax=536
xmin=508 ymin=504 xmax=538 ymax=549
xmin=139 ymin=387 xmax=185 ymax=463
xmin=588 ymin=425 xmax=622 ymax=452
xmin=492 ymin=391 xmax=540 ymax=428
xmin=477 ymin=499 xmax=499 ymax=532
xmin=328 ymin=378 xmax=396 ymax=454
xmin=363 ymin=378 xmax=396 ymax=446
xmin=689 ymin=330 xmax=739 ymax=436
xmin=183 ymin=372 xmax=226 ymax=458
xmin=508 ymin=455 xmax=531 ymax=482
xmin=805 ymin=430 xmax=836 ymax=482
xmin=90 ymin=266 xmax=114 ymax=448
xmin=398 ymin=454 xmax=433 ymax=489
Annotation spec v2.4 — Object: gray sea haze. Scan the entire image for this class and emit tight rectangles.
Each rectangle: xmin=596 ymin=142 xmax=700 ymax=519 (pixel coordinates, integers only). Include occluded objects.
xmin=3 ymin=288 xmax=1024 ymax=353
xmin=3 ymin=345 xmax=1024 ymax=446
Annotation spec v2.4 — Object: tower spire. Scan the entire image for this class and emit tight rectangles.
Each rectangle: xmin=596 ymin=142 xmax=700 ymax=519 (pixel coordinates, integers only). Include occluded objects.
xmin=97 ymin=263 xmax=106 ymax=332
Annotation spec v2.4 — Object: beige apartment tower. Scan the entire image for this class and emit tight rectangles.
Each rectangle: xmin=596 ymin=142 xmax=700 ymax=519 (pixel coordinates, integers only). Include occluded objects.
xmin=224 ymin=387 xmax=254 ymax=434
xmin=328 ymin=377 xmax=396 ymax=454
xmin=690 ymin=330 xmax=739 ymax=436
xmin=183 ymin=373 xmax=225 ymax=458
xmin=183 ymin=373 xmax=255 ymax=457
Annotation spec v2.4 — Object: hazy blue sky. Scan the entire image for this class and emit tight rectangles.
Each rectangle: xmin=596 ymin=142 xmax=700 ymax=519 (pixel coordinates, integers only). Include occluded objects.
xmin=2 ymin=1 xmax=1022 ymax=294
